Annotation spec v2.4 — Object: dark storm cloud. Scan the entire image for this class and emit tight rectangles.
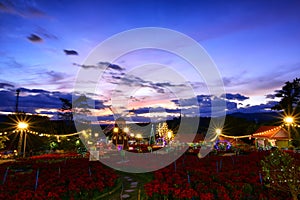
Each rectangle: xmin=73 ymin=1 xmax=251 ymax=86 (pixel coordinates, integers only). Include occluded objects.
xmin=63 ymin=49 xmax=78 ymax=55
xmin=27 ymin=34 xmax=43 ymax=42
xmin=221 ymin=93 xmax=249 ymax=101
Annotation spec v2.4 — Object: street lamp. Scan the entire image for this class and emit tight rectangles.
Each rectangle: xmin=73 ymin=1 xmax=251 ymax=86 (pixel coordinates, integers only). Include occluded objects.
xmin=124 ymin=127 xmax=129 ymax=133
xmin=215 ymin=128 xmax=222 ymax=135
xmin=113 ymin=127 xmax=119 ymax=133
xmin=284 ymin=116 xmax=294 ymax=146
xmin=17 ymin=121 xmax=28 ymax=158
xmin=284 ymin=116 xmax=294 ymax=124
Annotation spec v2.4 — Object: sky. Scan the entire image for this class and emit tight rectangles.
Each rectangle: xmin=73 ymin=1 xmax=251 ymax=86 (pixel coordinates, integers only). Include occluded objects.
xmin=0 ymin=0 xmax=300 ymax=122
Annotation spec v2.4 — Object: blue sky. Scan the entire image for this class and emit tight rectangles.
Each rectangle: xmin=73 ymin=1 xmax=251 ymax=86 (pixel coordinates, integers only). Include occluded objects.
xmin=0 ymin=0 xmax=300 ymax=121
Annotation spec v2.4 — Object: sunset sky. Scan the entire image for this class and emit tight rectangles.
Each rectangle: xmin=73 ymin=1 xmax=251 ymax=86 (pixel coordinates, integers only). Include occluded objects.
xmin=1 ymin=0 xmax=300 ymax=122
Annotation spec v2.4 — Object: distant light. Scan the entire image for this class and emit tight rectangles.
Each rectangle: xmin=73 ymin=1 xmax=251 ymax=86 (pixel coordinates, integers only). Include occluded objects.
xmin=130 ymin=133 xmax=135 ymax=137
xmin=167 ymin=131 xmax=173 ymax=139
xmin=113 ymin=127 xmax=119 ymax=133
xmin=284 ymin=116 xmax=294 ymax=124
xmin=136 ymin=134 xmax=142 ymax=138
xmin=215 ymin=128 xmax=222 ymax=135
xmin=124 ymin=127 xmax=129 ymax=133
xmin=17 ymin=122 xmax=28 ymax=130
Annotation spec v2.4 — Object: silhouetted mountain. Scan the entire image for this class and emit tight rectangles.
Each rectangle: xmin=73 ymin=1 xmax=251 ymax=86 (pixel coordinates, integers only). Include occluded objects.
xmin=228 ymin=112 xmax=281 ymax=123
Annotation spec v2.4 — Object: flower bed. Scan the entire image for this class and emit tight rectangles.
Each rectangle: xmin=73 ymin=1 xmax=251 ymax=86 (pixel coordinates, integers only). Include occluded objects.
xmin=0 ymin=156 xmax=118 ymax=200
xmin=145 ymin=152 xmax=300 ymax=200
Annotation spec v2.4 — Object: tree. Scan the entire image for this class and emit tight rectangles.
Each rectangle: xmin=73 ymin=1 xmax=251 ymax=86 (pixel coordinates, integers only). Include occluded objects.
xmin=0 ymin=136 xmax=9 ymax=149
xmin=58 ymin=98 xmax=73 ymax=121
xmin=272 ymin=78 xmax=300 ymax=114
xmin=261 ymin=149 xmax=300 ymax=200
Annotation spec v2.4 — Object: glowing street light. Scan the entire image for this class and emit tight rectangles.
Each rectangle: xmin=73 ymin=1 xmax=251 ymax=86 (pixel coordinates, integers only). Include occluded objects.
xmin=113 ymin=127 xmax=119 ymax=133
xmin=124 ymin=127 xmax=129 ymax=133
xmin=284 ymin=116 xmax=294 ymax=146
xmin=17 ymin=121 xmax=29 ymax=158
xmin=284 ymin=116 xmax=294 ymax=124
xmin=18 ymin=122 xmax=28 ymax=129
xmin=215 ymin=128 xmax=222 ymax=135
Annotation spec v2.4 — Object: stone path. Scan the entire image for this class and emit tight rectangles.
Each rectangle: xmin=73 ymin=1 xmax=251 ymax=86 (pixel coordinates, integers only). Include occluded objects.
xmin=120 ymin=176 xmax=139 ymax=199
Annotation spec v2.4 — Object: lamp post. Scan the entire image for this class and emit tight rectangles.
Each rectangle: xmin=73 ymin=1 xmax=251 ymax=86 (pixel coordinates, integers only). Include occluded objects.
xmin=284 ymin=116 xmax=294 ymax=146
xmin=215 ymin=128 xmax=222 ymax=135
xmin=17 ymin=122 xmax=28 ymax=158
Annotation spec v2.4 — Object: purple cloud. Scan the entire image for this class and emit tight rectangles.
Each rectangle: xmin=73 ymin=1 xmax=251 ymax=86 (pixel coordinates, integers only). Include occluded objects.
xmin=221 ymin=93 xmax=249 ymax=101
xmin=27 ymin=34 xmax=43 ymax=42
xmin=63 ymin=49 xmax=78 ymax=56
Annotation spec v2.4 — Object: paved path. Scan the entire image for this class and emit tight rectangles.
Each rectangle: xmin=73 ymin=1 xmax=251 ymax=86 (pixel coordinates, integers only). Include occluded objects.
xmin=0 ymin=159 xmax=15 ymax=165
xmin=120 ymin=176 xmax=140 ymax=200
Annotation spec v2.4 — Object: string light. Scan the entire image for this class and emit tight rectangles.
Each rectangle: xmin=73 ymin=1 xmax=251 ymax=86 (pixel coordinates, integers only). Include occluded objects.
xmin=1 ymin=122 xmax=299 ymax=140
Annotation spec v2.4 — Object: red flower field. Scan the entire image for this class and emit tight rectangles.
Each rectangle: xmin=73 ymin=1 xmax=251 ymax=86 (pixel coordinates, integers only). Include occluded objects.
xmin=0 ymin=154 xmax=118 ymax=200
xmin=144 ymin=151 xmax=300 ymax=200
xmin=1 ymin=151 xmax=299 ymax=199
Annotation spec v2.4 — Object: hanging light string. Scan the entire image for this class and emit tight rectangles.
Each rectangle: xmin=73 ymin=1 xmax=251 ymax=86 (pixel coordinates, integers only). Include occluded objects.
xmin=218 ymin=133 xmax=252 ymax=139
xmin=1 ymin=122 xmax=299 ymax=140
xmin=0 ymin=129 xmax=85 ymax=138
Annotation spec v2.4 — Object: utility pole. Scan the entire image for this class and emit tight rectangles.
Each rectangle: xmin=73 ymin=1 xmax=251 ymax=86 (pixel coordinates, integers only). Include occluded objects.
xmin=15 ymin=89 xmax=20 ymax=113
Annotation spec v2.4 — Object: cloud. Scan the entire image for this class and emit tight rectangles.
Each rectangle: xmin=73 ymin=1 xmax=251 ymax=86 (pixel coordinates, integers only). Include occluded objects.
xmin=18 ymin=87 xmax=50 ymax=94
xmin=0 ymin=86 xmax=109 ymax=118
xmin=27 ymin=34 xmax=43 ymax=42
xmin=0 ymin=1 xmax=47 ymax=18
xmin=129 ymin=106 xmax=180 ymax=115
xmin=36 ymin=26 xmax=58 ymax=40
xmin=235 ymin=101 xmax=278 ymax=113
xmin=222 ymin=62 xmax=300 ymax=95
xmin=63 ymin=49 xmax=78 ymax=56
xmin=98 ymin=62 xmax=124 ymax=71
xmin=0 ymin=82 xmax=14 ymax=89
xmin=45 ymin=71 xmax=66 ymax=82
xmin=26 ymin=6 xmax=47 ymax=17
xmin=74 ymin=62 xmax=124 ymax=71
xmin=221 ymin=93 xmax=249 ymax=101
xmin=265 ymin=94 xmax=276 ymax=99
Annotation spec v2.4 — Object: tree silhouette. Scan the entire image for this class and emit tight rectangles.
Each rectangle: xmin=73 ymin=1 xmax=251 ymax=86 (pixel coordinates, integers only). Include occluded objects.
xmin=58 ymin=98 xmax=73 ymax=121
xmin=272 ymin=78 xmax=300 ymax=114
